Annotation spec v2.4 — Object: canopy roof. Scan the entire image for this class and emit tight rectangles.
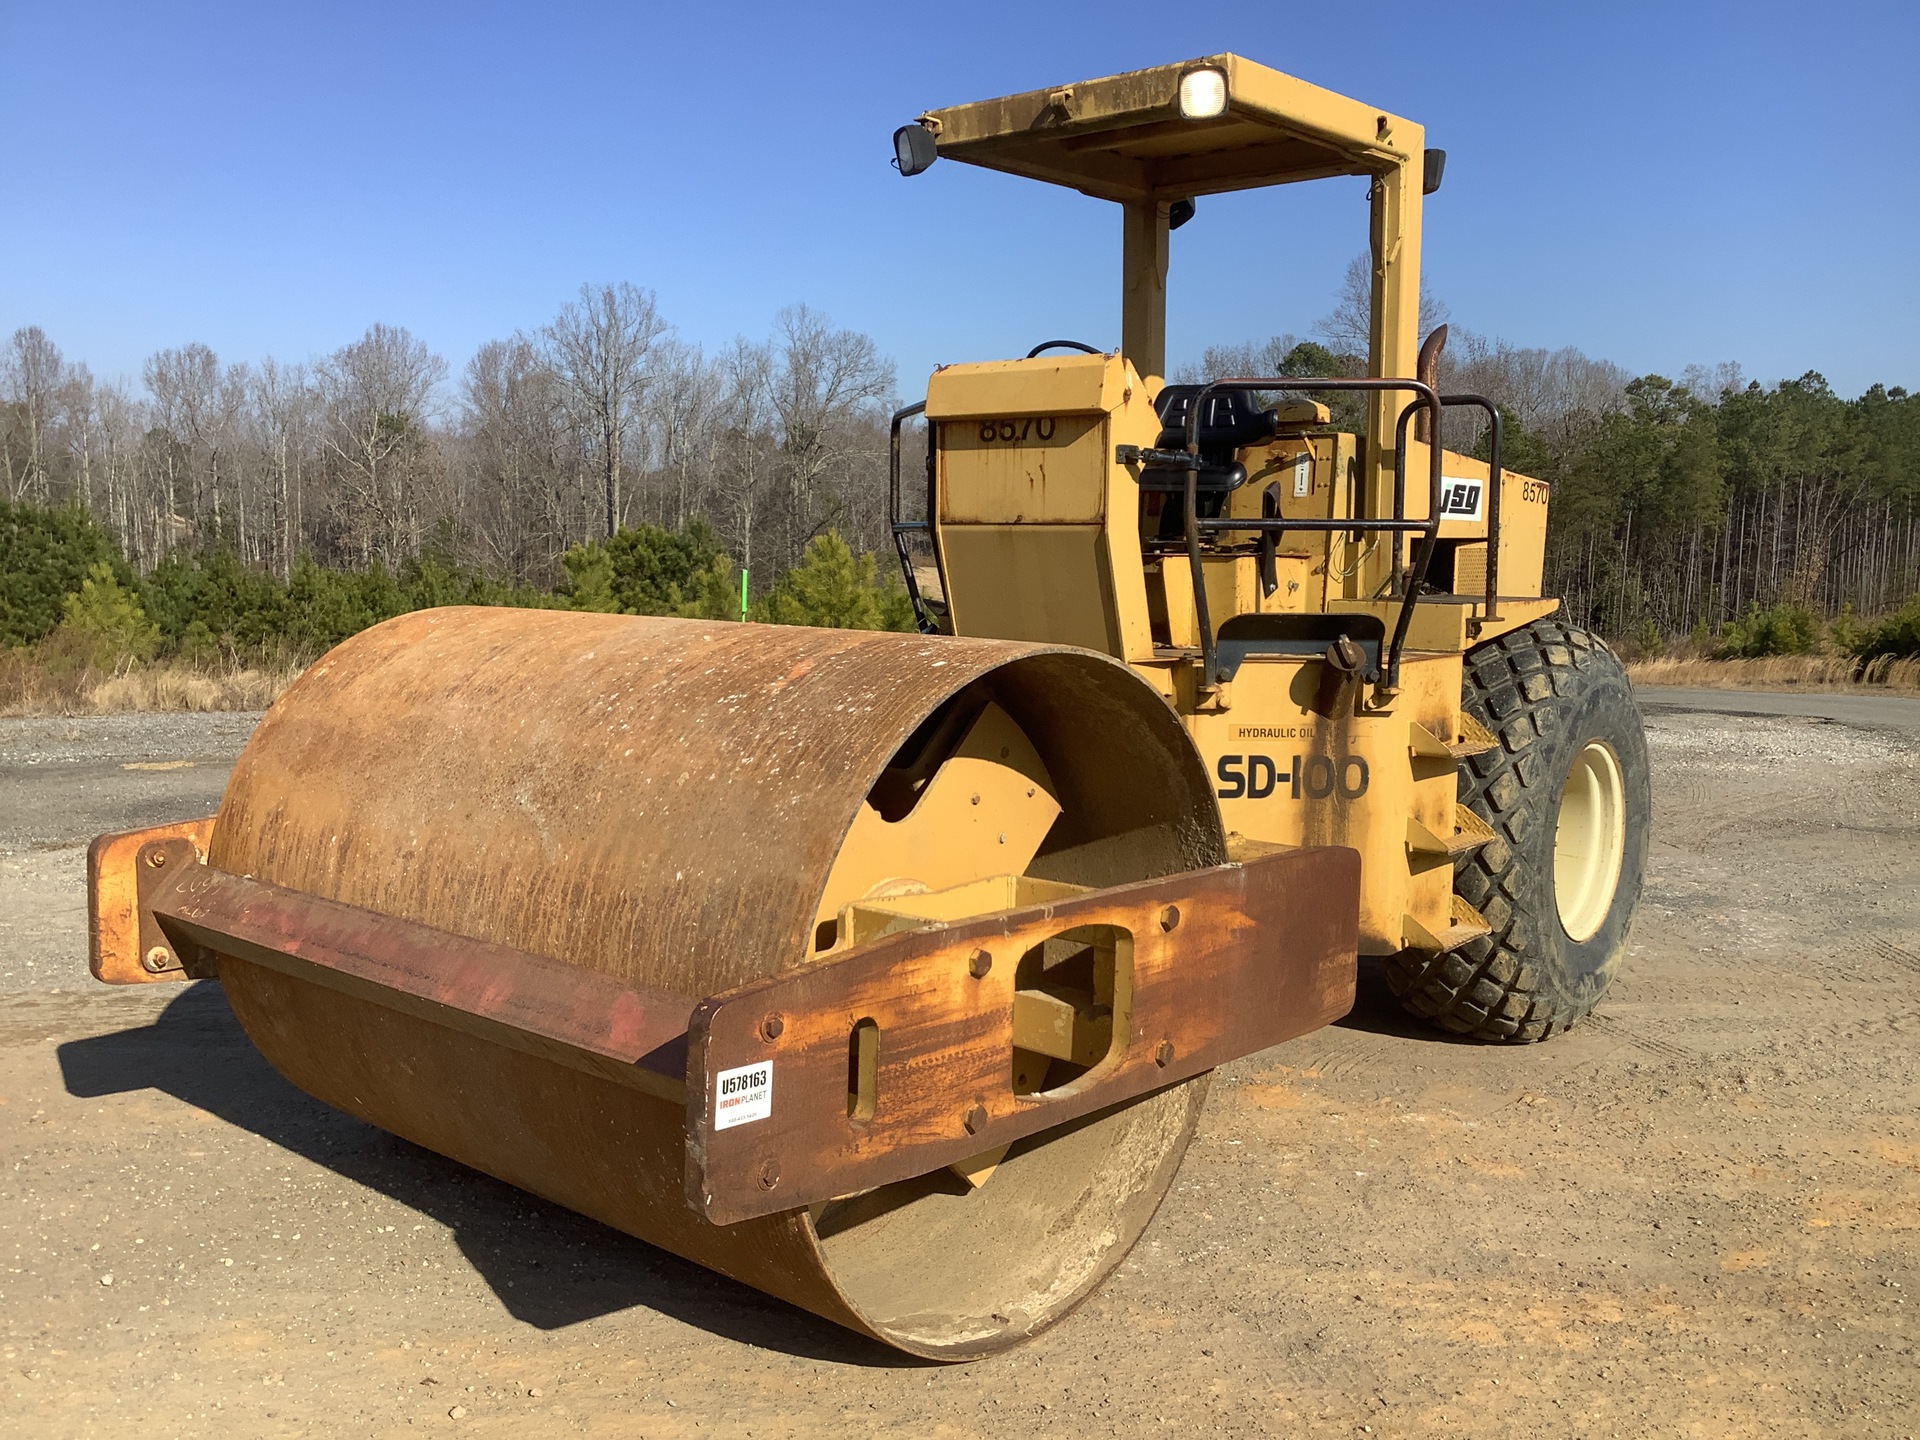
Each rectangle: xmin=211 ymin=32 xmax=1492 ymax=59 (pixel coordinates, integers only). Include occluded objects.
xmin=920 ymin=53 xmax=1421 ymax=206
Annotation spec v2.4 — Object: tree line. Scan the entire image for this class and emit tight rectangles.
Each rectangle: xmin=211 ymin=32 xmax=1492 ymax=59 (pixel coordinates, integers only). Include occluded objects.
xmin=5 ymin=268 xmax=1918 ymax=664
xmin=0 ymin=286 xmax=896 ymax=596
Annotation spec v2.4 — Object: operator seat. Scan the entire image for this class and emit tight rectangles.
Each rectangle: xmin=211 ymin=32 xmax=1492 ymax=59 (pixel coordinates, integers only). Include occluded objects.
xmin=1146 ymin=386 xmax=1280 ymax=539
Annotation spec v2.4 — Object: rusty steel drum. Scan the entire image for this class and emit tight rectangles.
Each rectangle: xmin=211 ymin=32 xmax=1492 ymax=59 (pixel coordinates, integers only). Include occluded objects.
xmin=208 ymin=607 xmax=1224 ymax=1358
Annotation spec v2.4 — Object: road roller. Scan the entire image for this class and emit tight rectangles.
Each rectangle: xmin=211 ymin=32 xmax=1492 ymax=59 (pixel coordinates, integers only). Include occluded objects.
xmin=86 ymin=54 xmax=1648 ymax=1358
xmin=882 ymin=52 xmax=1648 ymax=1042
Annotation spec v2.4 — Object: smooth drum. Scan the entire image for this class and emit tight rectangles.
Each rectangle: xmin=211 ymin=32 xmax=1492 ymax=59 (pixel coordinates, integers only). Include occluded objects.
xmin=209 ymin=607 xmax=1224 ymax=1358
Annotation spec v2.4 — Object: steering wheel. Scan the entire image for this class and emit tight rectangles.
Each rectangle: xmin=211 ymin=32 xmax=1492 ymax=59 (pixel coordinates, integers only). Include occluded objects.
xmin=1025 ymin=340 xmax=1104 ymax=358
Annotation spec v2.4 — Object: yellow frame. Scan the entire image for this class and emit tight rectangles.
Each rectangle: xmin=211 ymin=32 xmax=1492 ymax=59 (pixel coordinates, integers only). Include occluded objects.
xmin=920 ymin=52 xmax=1425 ymax=535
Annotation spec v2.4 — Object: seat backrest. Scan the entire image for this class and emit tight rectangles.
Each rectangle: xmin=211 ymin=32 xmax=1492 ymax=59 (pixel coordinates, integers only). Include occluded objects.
xmin=1153 ymin=386 xmax=1280 ymax=461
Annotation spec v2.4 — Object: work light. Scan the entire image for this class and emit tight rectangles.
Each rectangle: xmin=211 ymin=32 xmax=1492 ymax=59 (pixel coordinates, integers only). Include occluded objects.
xmin=1177 ymin=67 xmax=1228 ymax=120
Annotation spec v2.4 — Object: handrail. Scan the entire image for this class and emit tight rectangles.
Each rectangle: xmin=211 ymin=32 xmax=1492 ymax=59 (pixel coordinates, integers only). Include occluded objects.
xmin=1387 ymin=392 xmax=1505 ymax=623
xmin=886 ymin=401 xmax=942 ymax=634
xmin=1440 ymin=393 xmax=1503 ymax=622
xmin=1169 ymin=376 xmax=1443 ymax=697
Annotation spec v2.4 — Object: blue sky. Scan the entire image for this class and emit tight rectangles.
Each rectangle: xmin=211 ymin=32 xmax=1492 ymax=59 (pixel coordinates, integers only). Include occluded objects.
xmin=3 ymin=1 xmax=1915 ymax=399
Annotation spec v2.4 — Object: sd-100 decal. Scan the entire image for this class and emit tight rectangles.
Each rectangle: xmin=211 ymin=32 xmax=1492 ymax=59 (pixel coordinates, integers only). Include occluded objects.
xmin=1215 ymin=753 xmax=1370 ymax=801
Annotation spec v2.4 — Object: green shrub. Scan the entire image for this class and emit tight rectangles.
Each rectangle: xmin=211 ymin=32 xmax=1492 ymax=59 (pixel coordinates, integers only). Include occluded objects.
xmin=142 ymin=549 xmax=291 ymax=652
xmin=284 ymin=556 xmax=409 ymax=651
xmin=1719 ymin=600 xmax=1819 ymax=658
xmin=133 ymin=545 xmax=556 ymax=659
xmin=560 ymin=545 xmax=620 ymax=612
xmin=560 ymin=521 xmax=727 ymax=615
xmin=1827 ymin=602 xmax=1866 ymax=655
xmin=0 ymin=501 xmax=135 ymax=646
xmin=1858 ymin=594 xmax=1920 ymax=660
xmin=1633 ymin=616 xmax=1663 ymax=658
xmin=761 ymin=533 xmax=915 ymax=632
xmin=49 ymin=562 xmax=161 ymax=669
xmin=398 ymin=552 xmax=553 ymax=611
xmin=877 ymin=575 xmax=917 ymax=633
xmin=178 ymin=618 xmax=219 ymax=663
xmin=676 ymin=554 xmax=745 ymax=621
xmin=2 ymin=500 xmax=922 ymax=675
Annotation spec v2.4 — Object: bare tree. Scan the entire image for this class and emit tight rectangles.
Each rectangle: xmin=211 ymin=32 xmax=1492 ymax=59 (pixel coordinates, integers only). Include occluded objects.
xmin=5 ymin=296 xmax=909 ymax=605
xmin=249 ymin=358 xmax=312 ymax=577
xmin=142 ymin=344 xmax=230 ymax=554
xmin=92 ymin=380 xmax=144 ymax=558
xmin=1179 ymin=333 xmax=1306 ymax=384
xmin=214 ymin=361 xmax=252 ymax=556
xmin=1 ymin=326 xmax=70 ymax=502
xmin=1438 ymin=330 xmax=1632 ymax=449
xmin=768 ymin=305 xmax=894 ymax=568
xmin=713 ymin=338 xmax=775 ymax=579
xmin=315 ymin=324 xmax=447 ymax=564
xmin=1681 ymin=361 xmax=1747 ymax=402
xmin=143 ymin=342 xmax=229 ymax=543
xmin=544 ymin=283 xmax=668 ymax=538
xmin=461 ymin=336 xmax=572 ymax=581
xmin=645 ymin=338 xmax=722 ymax=533
xmin=58 ymin=362 xmax=99 ymax=508
xmin=1315 ymin=254 xmax=1450 ymax=362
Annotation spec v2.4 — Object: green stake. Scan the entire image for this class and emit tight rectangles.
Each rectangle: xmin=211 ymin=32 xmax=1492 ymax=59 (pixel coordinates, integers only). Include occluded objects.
xmin=739 ymin=568 xmax=749 ymax=622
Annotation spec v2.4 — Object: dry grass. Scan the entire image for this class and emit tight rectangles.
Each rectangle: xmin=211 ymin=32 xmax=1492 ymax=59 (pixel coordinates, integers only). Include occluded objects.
xmin=1627 ymin=653 xmax=1920 ymax=693
xmin=0 ymin=651 xmax=303 ymax=717
xmin=85 ymin=664 xmax=298 ymax=712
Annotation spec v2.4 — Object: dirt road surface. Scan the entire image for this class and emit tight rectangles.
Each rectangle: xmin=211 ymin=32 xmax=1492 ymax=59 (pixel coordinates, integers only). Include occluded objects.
xmin=3 ymin=690 xmax=1916 ymax=1437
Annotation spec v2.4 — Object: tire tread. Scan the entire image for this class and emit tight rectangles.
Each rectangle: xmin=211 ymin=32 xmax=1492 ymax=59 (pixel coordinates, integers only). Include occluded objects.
xmin=1384 ymin=618 xmax=1632 ymax=1044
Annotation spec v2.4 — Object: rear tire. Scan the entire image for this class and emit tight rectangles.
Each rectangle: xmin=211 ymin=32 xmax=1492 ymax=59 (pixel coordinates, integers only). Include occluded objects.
xmin=1385 ymin=618 xmax=1649 ymax=1042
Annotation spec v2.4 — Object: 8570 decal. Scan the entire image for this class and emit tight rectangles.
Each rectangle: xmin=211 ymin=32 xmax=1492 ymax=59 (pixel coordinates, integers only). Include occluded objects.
xmin=1216 ymin=752 xmax=1370 ymax=801
xmin=976 ymin=416 xmax=1058 ymax=442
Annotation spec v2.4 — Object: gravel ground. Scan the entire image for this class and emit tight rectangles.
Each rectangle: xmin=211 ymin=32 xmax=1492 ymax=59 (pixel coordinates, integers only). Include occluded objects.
xmin=0 ymin=714 xmax=253 ymax=996
xmin=1 ymin=691 xmax=1916 ymax=1437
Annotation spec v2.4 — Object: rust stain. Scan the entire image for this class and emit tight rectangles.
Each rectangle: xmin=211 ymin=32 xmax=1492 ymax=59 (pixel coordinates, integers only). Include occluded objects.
xmin=690 ymin=846 xmax=1358 ymax=1222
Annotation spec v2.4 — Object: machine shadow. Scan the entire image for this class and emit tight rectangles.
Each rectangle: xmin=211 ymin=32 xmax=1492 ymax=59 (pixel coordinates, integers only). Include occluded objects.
xmin=1332 ymin=956 xmax=1480 ymax=1043
xmin=55 ymin=981 xmax=915 ymax=1369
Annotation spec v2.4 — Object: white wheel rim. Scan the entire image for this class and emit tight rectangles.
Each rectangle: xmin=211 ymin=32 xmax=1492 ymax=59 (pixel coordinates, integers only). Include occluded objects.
xmin=1554 ymin=740 xmax=1626 ymax=943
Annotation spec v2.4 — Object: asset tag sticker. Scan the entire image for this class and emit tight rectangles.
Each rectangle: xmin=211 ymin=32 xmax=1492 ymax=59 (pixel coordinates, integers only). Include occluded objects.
xmin=1292 ymin=452 xmax=1312 ymax=498
xmin=1438 ymin=475 xmax=1486 ymax=522
xmin=714 ymin=1061 xmax=773 ymax=1130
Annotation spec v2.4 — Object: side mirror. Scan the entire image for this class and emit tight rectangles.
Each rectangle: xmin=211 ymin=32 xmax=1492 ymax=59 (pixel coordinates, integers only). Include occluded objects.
xmin=1422 ymin=148 xmax=1447 ymax=196
xmin=1168 ymin=198 xmax=1195 ymax=230
xmin=893 ymin=124 xmax=938 ymax=177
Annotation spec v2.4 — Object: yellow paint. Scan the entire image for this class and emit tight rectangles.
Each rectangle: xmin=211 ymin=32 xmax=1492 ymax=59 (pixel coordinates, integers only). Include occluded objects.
xmin=924 ymin=353 xmax=1127 ymax=419
xmin=950 ymin=1144 xmax=1010 ymax=1189
xmin=931 ymin=352 xmax=1160 ymax=662
xmin=940 ymin=413 xmax=1107 ymax=524
xmin=814 ymin=703 xmax=1060 ymax=934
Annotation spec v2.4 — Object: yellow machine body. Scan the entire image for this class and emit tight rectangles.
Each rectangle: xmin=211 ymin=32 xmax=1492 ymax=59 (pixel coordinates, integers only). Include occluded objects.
xmin=923 ymin=352 xmax=1551 ymax=955
xmin=898 ymin=54 xmax=1568 ymax=959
